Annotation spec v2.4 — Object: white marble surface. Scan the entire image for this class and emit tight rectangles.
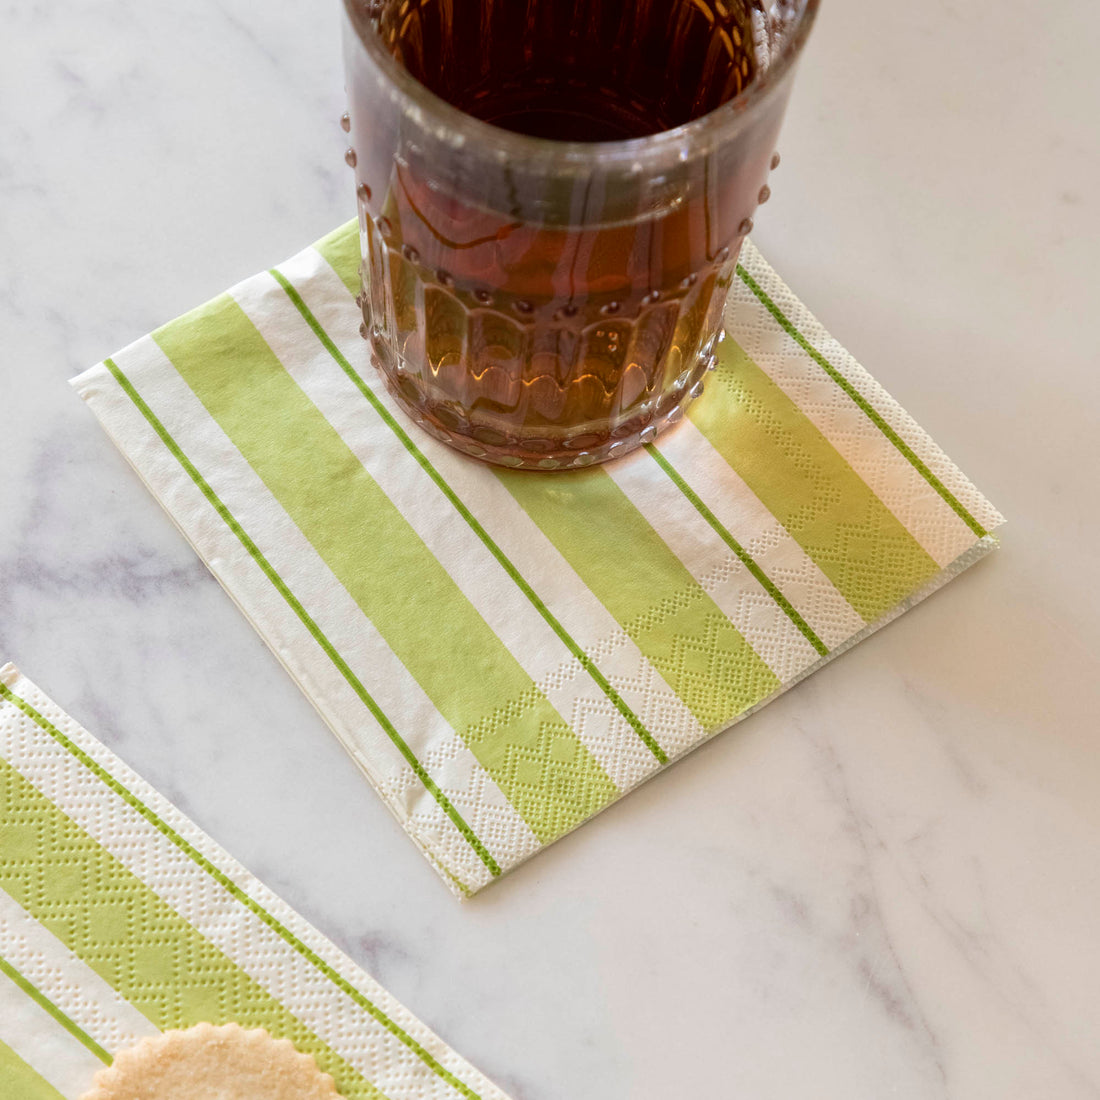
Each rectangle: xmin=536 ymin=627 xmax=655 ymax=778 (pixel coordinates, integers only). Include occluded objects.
xmin=2 ymin=1 xmax=1099 ymax=1096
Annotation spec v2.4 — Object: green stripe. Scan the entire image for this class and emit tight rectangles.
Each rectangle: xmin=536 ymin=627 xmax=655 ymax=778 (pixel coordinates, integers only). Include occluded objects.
xmin=497 ymin=467 xmax=780 ymax=731
xmin=0 ymin=1037 xmax=69 ymax=1100
xmin=689 ymin=341 xmax=941 ymax=622
xmin=736 ymin=264 xmax=988 ymax=539
xmin=0 ymin=749 xmax=391 ymax=1100
xmin=644 ymin=443 xmax=829 ymax=657
xmin=152 ymin=298 xmax=617 ymax=843
xmin=0 ymin=952 xmax=111 ymax=1065
xmin=103 ymin=359 xmax=496 ymax=881
xmin=273 ymin=264 xmax=667 ymax=766
xmin=0 ymin=686 xmax=486 ymax=1100
xmin=315 ymin=221 xmax=363 ymax=298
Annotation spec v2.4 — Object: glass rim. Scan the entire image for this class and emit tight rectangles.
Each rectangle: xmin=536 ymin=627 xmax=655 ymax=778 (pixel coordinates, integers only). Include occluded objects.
xmin=343 ymin=0 xmax=821 ymax=169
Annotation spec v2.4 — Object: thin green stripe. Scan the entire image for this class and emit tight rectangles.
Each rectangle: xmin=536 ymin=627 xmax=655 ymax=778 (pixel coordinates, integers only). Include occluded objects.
xmin=689 ymin=342 xmax=941 ymax=623
xmin=0 ymin=952 xmax=111 ymax=1065
xmin=272 ymin=265 xmax=667 ymax=767
xmin=497 ymin=467 xmax=781 ymax=731
xmin=644 ymin=443 xmax=829 ymax=657
xmin=0 ymin=1038 xmax=69 ymax=1100
xmin=151 ymin=299 xmax=616 ymax=843
xmin=0 ymin=684 xmax=480 ymax=1100
xmin=736 ymin=263 xmax=988 ymax=539
xmin=102 ymin=358 xmax=497 ymax=882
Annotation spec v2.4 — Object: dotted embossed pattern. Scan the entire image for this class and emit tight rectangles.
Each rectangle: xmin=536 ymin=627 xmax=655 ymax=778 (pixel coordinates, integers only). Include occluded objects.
xmin=70 ymin=223 xmax=1003 ymax=897
xmin=0 ymin=666 xmax=512 ymax=1100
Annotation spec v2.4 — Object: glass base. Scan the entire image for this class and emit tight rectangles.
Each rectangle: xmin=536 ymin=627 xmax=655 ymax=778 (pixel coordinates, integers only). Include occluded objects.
xmin=372 ymin=342 xmax=718 ymax=470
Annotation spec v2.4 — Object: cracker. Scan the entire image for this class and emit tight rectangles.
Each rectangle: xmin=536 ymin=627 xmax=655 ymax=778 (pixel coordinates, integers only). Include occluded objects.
xmin=80 ymin=1023 xmax=345 ymax=1100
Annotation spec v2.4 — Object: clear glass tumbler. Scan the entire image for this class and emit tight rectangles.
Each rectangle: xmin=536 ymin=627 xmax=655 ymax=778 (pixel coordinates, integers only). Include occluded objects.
xmin=341 ymin=0 xmax=819 ymax=469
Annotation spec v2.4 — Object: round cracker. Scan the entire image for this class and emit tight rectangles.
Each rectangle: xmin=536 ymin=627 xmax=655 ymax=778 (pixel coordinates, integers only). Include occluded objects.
xmin=80 ymin=1023 xmax=345 ymax=1100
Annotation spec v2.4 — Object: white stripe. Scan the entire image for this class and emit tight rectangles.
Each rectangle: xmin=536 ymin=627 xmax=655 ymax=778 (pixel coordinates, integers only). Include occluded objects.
xmin=605 ymin=444 xmax=822 ymax=681
xmin=0 ymin=954 xmax=104 ymax=1099
xmin=729 ymin=242 xmax=990 ymax=568
xmin=0 ymin=889 xmax=158 ymax=1054
xmin=279 ymin=245 xmax=708 ymax=770
xmin=0 ymin=669 xmax=506 ymax=1100
xmin=81 ymin=340 xmax=540 ymax=889
xmin=650 ymin=419 xmax=867 ymax=649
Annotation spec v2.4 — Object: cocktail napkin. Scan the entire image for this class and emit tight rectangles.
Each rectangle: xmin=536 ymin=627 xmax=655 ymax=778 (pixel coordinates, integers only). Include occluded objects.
xmin=71 ymin=221 xmax=1003 ymax=896
xmin=0 ymin=664 xmax=510 ymax=1100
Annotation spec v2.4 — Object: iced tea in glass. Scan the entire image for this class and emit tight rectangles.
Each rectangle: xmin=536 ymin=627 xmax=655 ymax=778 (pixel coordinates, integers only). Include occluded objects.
xmin=342 ymin=0 xmax=818 ymax=468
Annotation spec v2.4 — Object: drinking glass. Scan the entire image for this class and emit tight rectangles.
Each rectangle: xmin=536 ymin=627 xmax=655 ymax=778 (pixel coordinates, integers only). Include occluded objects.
xmin=341 ymin=0 xmax=819 ymax=469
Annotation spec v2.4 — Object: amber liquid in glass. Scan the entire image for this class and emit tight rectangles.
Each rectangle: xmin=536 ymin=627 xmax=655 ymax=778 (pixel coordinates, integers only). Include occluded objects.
xmin=347 ymin=0 xmax=776 ymax=467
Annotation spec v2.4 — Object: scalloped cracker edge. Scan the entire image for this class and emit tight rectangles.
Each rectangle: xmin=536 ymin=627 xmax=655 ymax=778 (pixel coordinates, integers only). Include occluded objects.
xmin=80 ymin=1023 xmax=346 ymax=1100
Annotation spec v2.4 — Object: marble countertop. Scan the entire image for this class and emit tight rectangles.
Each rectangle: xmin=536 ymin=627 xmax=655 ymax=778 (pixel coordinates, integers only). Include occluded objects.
xmin=3 ymin=1 xmax=1099 ymax=1096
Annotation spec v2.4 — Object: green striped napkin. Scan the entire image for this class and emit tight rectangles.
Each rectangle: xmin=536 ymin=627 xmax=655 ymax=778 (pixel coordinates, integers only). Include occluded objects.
xmin=72 ymin=221 xmax=1003 ymax=897
xmin=0 ymin=664 xmax=510 ymax=1100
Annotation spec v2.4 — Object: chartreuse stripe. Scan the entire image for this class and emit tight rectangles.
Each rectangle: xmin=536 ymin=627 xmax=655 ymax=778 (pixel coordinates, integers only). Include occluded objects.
xmin=0 ymin=1039 xmax=67 ymax=1100
xmin=101 ymin=360 xmax=495 ymax=882
xmin=153 ymin=297 xmax=617 ymax=842
xmin=497 ymin=468 xmax=780 ymax=731
xmin=0 ymin=953 xmax=110 ymax=1065
xmin=0 ymin=685 xmax=482 ymax=1100
xmin=315 ymin=221 xmax=362 ymax=299
xmin=736 ymin=264 xmax=987 ymax=539
xmin=272 ymin=265 xmax=665 ymax=766
xmin=0 ymin=757 xmax=389 ymax=1100
xmin=689 ymin=340 xmax=940 ymax=623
